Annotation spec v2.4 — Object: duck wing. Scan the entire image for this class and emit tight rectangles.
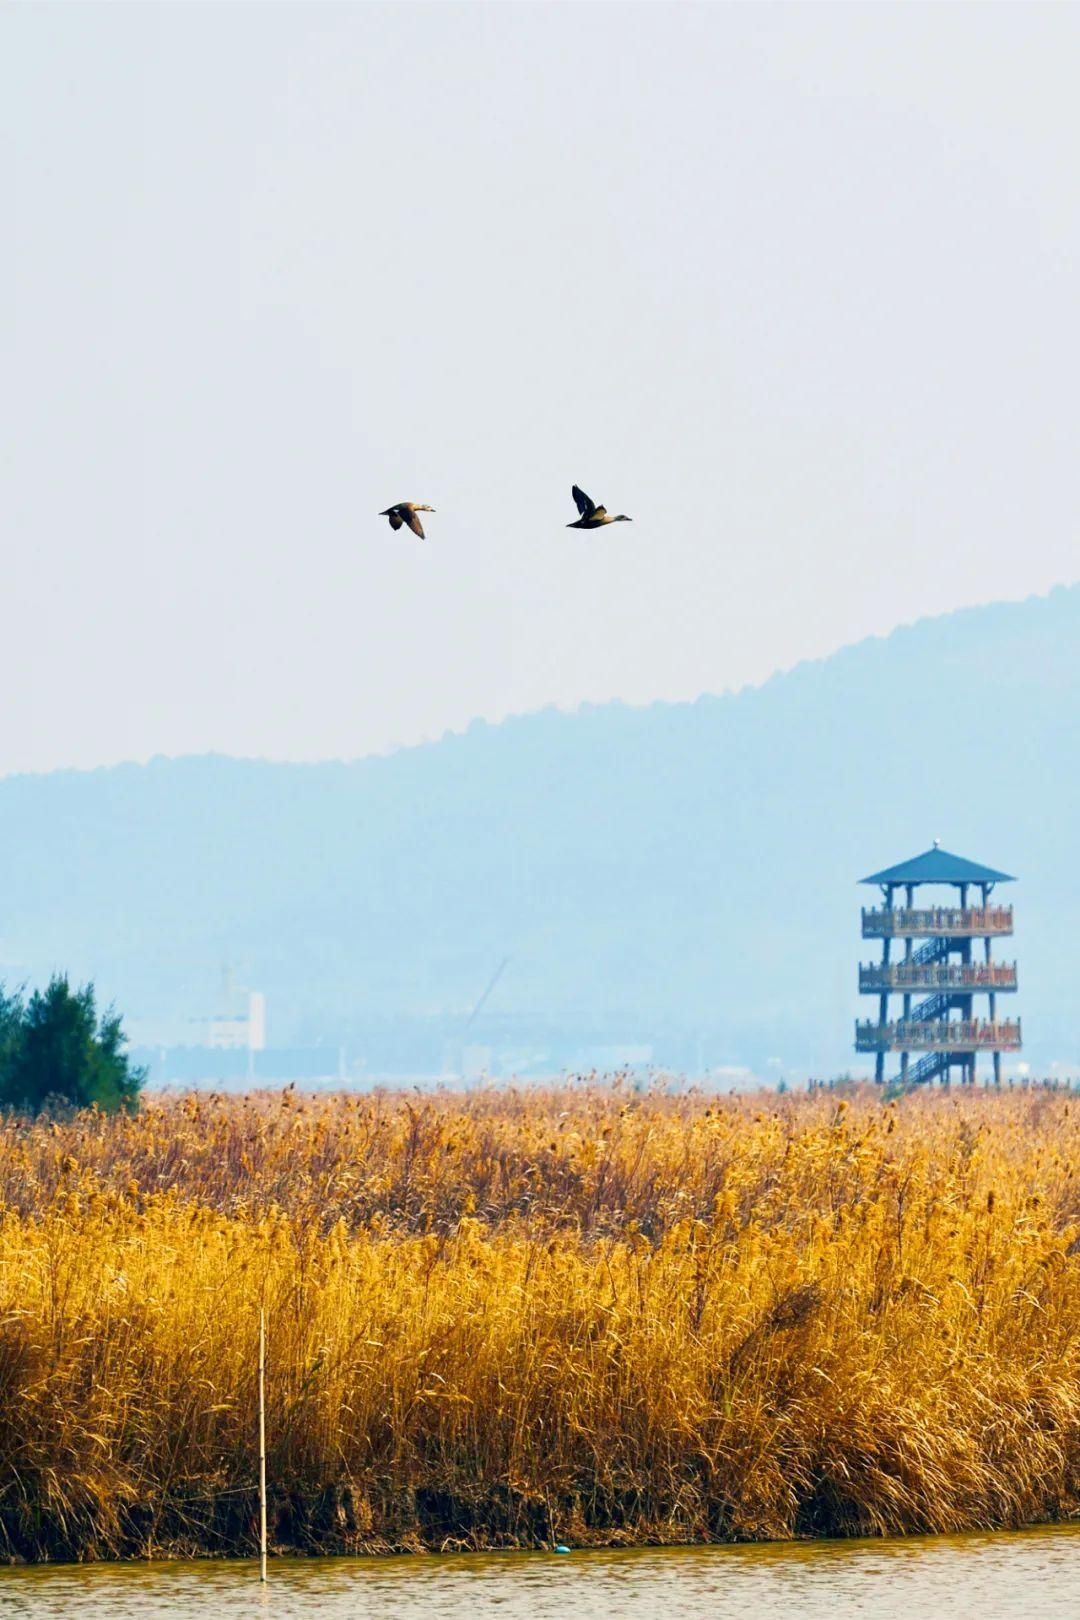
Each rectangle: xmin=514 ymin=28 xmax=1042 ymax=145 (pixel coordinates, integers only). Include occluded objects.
xmin=403 ymin=508 xmax=426 ymax=539
xmin=572 ymin=485 xmax=596 ymax=519
xmin=384 ymin=509 xmax=404 ymax=530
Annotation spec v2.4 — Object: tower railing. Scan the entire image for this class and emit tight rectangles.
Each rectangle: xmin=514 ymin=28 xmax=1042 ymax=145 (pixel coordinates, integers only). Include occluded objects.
xmin=859 ymin=961 xmax=1018 ymax=992
xmin=855 ymin=1018 xmax=1022 ymax=1052
xmin=862 ymin=905 xmax=1013 ymax=938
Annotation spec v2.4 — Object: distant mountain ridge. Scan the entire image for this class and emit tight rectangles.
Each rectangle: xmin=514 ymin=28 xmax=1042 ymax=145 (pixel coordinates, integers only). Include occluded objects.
xmin=1 ymin=586 xmax=1077 ymax=1076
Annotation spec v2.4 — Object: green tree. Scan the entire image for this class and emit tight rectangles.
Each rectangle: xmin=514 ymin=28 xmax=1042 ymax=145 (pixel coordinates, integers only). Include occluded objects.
xmin=0 ymin=976 xmax=145 ymax=1114
xmin=0 ymin=987 xmax=25 ymax=1081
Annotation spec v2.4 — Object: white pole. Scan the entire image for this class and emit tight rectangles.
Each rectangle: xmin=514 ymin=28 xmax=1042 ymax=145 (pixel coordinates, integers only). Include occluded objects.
xmin=259 ymin=1308 xmax=268 ymax=1583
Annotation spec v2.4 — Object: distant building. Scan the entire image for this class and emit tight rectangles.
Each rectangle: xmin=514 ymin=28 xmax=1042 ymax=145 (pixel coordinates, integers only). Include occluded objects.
xmin=855 ymin=844 xmax=1020 ymax=1085
xmin=209 ymin=990 xmax=266 ymax=1052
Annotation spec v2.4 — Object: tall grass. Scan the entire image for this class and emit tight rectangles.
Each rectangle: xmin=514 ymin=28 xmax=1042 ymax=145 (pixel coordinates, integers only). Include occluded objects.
xmin=0 ymin=1084 xmax=1078 ymax=1559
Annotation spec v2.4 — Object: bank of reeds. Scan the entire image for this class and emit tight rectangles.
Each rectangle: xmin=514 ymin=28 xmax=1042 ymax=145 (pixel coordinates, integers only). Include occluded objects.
xmin=0 ymin=1083 xmax=1078 ymax=1560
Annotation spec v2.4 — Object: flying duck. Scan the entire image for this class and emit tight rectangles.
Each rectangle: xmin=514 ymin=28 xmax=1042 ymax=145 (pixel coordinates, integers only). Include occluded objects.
xmin=380 ymin=502 xmax=435 ymax=539
xmin=566 ymin=486 xmax=632 ymax=529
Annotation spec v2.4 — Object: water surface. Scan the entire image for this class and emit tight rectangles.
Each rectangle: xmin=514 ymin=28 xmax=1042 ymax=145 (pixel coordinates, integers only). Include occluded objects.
xmin=1 ymin=1524 xmax=1077 ymax=1619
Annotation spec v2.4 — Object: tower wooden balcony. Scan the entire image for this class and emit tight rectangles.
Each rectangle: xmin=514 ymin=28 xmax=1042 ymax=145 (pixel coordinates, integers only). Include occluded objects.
xmin=861 ymin=905 xmax=1013 ymax=938
xmin=859 ymin=961 xmax=1017 ymax=994
xmin=855 ymin=1018 xmax=1022 ymax=1053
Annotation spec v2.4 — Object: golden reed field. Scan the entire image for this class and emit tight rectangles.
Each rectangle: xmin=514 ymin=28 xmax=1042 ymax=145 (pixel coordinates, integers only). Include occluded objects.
xmin=0 ymin=1082 xmax=1078 ymax=1562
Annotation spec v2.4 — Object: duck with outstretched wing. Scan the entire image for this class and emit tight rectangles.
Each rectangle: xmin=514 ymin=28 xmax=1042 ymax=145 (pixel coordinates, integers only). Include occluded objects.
xmin=567 ymin=485 xmax=632 ymax=529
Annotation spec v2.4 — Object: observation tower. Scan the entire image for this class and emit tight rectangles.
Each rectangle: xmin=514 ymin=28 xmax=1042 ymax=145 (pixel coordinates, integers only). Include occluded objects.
xmin=855 ymin=844 xmax=1020 ymax=1085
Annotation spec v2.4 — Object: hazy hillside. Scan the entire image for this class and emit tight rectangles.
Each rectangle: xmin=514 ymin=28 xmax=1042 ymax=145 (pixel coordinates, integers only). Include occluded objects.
xmin=1 ymin=586 xmax=1078 ymax=1076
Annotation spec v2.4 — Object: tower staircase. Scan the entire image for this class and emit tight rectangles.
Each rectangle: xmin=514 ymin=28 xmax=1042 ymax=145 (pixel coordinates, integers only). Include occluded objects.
xmin=895 ymin=1051 xmax=949 ymax=1087
xmin=910 ymin=993 xmax=949 ymax=1023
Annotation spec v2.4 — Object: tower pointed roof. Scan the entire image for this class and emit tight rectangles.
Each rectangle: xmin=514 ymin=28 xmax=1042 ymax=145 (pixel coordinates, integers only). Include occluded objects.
xmin=859 ymin=845 xmax=1015 ymax=887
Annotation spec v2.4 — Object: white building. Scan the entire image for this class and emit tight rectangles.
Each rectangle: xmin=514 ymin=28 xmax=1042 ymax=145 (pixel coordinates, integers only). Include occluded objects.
xmin=208 ymin=990 xmax=266 ymax=1052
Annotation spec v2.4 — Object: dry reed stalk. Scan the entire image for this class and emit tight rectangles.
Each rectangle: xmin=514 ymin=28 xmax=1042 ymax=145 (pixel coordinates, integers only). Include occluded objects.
xmin=258 ymin=1308 xmax=267 ymax=1582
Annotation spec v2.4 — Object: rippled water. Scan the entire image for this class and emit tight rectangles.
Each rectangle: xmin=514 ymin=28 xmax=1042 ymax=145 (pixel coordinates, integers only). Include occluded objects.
xmin=1 ymin=1525 xmax=1077 ymax=1619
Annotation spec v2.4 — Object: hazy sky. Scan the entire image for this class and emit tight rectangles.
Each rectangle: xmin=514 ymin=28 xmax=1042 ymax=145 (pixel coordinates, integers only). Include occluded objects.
xmin=5 ymin=3 xmax=1079 ymax=776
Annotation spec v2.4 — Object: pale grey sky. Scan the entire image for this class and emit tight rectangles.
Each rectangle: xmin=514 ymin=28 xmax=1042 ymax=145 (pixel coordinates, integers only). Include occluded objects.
xmin=4 ymin=2 xmax=1079 ymax=776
